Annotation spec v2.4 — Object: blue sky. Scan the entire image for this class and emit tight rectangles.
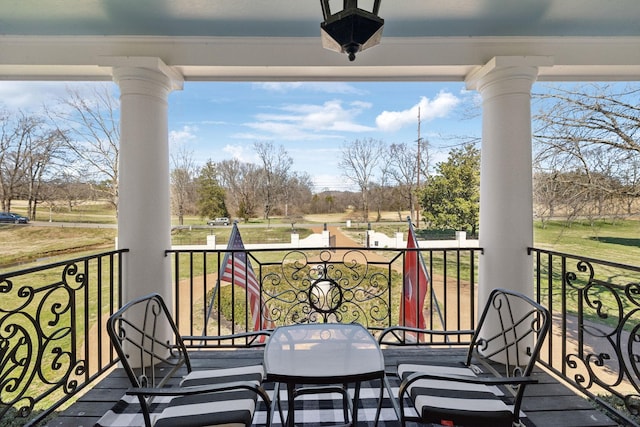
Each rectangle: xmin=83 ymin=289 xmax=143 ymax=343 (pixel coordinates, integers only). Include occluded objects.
xmin=1 ymin=80 xmax=483 ymax=192
xmin=169 ymin=81 xmax=481 ymax=191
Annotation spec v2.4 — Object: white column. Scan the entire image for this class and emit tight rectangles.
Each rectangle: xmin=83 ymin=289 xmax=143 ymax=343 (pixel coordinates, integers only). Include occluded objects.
xmin=466 ymin=56 xmax=551 ymax=305
xmin=111 ymin=58 xmax=183 ymax=305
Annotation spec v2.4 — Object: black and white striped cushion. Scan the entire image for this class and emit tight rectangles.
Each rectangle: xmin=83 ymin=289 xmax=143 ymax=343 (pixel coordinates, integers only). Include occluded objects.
xmin=154 ymin=389 xmax=256 ymax=427
xmin=398 ymin=363 xmax=514 ymax=427
xmin=180 ymin=364 xmax=265 ymax=387
xmin=152 ymin=365 xmax=265 ymax=427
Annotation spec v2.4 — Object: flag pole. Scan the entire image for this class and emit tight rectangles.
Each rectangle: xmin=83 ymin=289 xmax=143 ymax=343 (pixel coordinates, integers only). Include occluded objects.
xmin=201 ymin=224 xmax=238 ymax=337
xmin=406 ymin=217 xmax=447 ymax=332
xmin=202 ymin=276 xmax=221 ymax=337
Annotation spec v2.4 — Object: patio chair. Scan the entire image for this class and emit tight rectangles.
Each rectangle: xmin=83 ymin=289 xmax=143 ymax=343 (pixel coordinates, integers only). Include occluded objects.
xmin=378 ymin=288 xmax=550 ymax=427
xmin=106 ymin=292 xmax=271 ymax=427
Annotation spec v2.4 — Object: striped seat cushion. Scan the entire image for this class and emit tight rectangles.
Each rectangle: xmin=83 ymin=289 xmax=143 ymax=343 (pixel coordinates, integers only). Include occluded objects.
xmin=154 ymin=389 xmax=257 ymax=427
xmin=153 ymin=365 xmax=265 ymax=427
xmin=398 ymin=363 xmax=514 ymax=427
xmin=180 ymin=364 xmax=265 ymax=387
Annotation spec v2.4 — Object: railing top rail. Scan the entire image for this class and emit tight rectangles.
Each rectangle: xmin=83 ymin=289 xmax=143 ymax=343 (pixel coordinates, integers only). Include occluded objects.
xmin=0 ymin=248 xmax=129 ymax=278
xmin=529 ymin=246 xmax=640 ymax=273
xmin=165 ymin=246 xmax=483 ymax=254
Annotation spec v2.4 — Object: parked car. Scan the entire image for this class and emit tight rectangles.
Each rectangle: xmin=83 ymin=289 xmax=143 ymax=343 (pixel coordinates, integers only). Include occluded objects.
xmin=0 ymin=212 xmax=29 ymax=224
xmin=207 ymin=217 xmax=230 ymax=226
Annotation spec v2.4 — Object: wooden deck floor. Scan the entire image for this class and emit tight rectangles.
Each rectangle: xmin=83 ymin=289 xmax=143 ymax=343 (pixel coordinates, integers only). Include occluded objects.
xmin=44 ymin=348 xmax=620 ymax=427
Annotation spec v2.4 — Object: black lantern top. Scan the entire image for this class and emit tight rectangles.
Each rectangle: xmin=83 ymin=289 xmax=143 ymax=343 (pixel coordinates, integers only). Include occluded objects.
xmin=320 ymin=0 xmax=384 ymax=62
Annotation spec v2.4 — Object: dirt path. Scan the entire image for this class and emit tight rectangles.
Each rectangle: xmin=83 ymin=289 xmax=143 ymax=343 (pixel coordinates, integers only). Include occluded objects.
xmin=310 ymin=225 xmax=356 ymax=245
xmin=311 ymin=225 xmax=392 ymax=261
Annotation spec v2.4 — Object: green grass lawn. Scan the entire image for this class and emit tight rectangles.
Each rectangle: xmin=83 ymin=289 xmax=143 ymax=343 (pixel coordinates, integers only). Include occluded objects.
xmin=8 ymin=200 xmax=639 ymax=267
xmin=10 ymin=201 xmax=117 ymax=224
xmin=0 ymin=225 xmax=117 ymax=268
xmin=534 ymin=218 xmax=640 ymax=267
xmin=3 ymin=216 xmax=640 ymax=271
xmin=171 ymin=225 xmax=313 ymax=246
xmin=0 ymin=223 xmax=315 ymax=271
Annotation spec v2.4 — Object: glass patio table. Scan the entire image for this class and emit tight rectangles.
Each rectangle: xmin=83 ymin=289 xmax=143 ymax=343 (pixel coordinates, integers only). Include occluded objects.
xmin=263 ymin=323 xmax=386 ymax=426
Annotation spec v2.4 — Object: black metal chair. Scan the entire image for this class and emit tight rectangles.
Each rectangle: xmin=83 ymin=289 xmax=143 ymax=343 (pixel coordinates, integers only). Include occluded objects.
xmin=378 ymin=288 xmax=550 ymax=427
xmin=106 ymin=293 xmax=271 ymax=427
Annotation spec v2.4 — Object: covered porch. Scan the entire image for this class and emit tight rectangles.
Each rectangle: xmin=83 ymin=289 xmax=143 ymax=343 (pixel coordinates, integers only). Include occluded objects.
xmin=2 ymin=1 xmax=640 ymax=426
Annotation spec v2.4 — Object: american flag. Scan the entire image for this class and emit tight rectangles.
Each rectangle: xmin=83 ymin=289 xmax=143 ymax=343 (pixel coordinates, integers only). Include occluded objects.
xmin=220 ymin=223 xmax=275 ymax=333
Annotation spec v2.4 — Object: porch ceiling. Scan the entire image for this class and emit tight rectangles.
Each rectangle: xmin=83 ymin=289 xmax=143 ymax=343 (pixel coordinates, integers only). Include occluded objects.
xmin=1 ymin=0 xmax=640 ymax=81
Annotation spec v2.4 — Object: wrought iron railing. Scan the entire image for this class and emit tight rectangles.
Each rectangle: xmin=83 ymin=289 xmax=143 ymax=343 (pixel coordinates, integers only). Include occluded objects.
xmin=0 ymin=249 xmax=127 ymax=427
xmin=4 ymin=244 xmax=640 ymax=426
xmin=166 ymin=246 xmax=481 ymax=342
xmin=530 ymin=247 xmax=640 ymax=426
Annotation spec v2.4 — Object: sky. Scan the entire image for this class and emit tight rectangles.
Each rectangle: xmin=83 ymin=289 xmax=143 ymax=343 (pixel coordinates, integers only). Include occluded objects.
xmin=0 ymin=80 xmax=484 ymax=192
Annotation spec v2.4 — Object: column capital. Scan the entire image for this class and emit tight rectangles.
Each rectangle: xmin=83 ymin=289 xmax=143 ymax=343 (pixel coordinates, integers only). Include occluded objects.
xmin=99 ymin=56 xmax=184 ymax=92
xmin=465 ymin=56 xmax=553 ymax=94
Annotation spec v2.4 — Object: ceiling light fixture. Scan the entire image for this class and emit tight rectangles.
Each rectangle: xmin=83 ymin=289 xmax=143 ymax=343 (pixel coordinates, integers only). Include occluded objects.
xmin=320 ymin=0 xmax=384 ymax=62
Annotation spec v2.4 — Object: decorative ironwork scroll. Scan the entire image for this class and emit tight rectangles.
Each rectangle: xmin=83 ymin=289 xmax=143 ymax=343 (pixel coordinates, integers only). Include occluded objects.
xmin=260 ymin=249 xmax=392 ymax=329
xmin=563 ymin=260 xmax=640 ymax=419
xmin=0 ymin=250 xmax=124 ymax=426
xmin=531 ymin=247 xmax=640 ymax=425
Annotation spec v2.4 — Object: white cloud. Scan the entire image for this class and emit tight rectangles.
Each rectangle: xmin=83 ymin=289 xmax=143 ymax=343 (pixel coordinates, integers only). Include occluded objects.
xmin=0 ymin=81 xmax=111 ymax=112
xmin=201 ymin=120 xmax=226 ymax=125
xmin=351 ymin=100 xmax=373 ymax=109
xmin=244 ymin=99 xmax=375 ymax=140
xmin=222 ymin=144 xmax=256 ymax=163
xmin=231 ymin=132 xmax=273 ymax=140
xmin=245 ymin=121 xmax=305 ymax=137
xmin=375 ymin=91 xmax=460 ymax=132
xmin=329 ymin=121 xmax=375 ymax=132
xmin=169 ymin=125 xmax=198 ymax=146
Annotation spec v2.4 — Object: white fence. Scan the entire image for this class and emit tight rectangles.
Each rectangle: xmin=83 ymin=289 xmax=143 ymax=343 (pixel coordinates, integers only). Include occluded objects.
xmin=367 ymin=230 xmax=479 ymax=248
xmin=172 ymin=228 xmax=478 ymax=250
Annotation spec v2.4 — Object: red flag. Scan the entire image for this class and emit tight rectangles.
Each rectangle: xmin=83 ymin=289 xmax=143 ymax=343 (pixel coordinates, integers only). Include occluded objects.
xmin=221 ymin=224 xmax=275 ymax=334
xmin=399 ymin=225 xmax=429 ymax=329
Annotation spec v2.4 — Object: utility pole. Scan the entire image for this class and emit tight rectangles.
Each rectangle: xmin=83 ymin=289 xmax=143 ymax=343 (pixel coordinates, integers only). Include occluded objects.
xmin=415 ymin=107 xmax=421 ymax=226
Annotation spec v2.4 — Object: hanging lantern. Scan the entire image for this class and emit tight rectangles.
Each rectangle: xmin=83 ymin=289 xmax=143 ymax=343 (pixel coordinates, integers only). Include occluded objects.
xmin=320 ymin=0 xmax=384 ymax=62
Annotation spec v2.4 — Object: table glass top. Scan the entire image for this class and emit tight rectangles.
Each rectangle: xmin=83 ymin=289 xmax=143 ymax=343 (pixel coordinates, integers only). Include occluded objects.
xmin=264 ymin=323 xmax=384 ymax=382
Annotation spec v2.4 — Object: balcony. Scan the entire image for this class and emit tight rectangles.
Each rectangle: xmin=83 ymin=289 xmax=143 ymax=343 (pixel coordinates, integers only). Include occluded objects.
xmin=1 ymin=245 xmax=638 ymax=426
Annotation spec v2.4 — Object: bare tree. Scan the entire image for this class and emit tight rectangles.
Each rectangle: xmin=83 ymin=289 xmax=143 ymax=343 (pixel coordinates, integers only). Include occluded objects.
xmin=54 ymin=172 xmax=95 ymax=212
xmin=37 ymin=179 xmax=63 ymax=222
xmin=217 ymin=159 xmax=261 ymax=222
xmin=617 ymin=155 xmax=640 ymax=215
xmin=170 ymin=147 xmax=198 ymax=226
xmin=534 ymin=83 xmax=640 ymax=218
xmin=339 ymin=138 xmax=385 ymax=221
xmin=0 ymin=111 xmax=62 ymax=214
xmin=0 ymin=110 xmax=29 ymax=211
xmin=253 ymin=142 xmax=292 ymax=219
xmin=47 ymin=84 xmax=120 ymax=211
xmin=216 ymin=158 xmax=242 ymax=218
xmin=309 ymin=190 xmax=355 ymax=215
xmin=384 ymin=142 xmax=430 ymax=222
xmin=24 ymin=126 xmax=67 ymax=219
xmin=282 ymin=171 xmax=313 ymax=217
